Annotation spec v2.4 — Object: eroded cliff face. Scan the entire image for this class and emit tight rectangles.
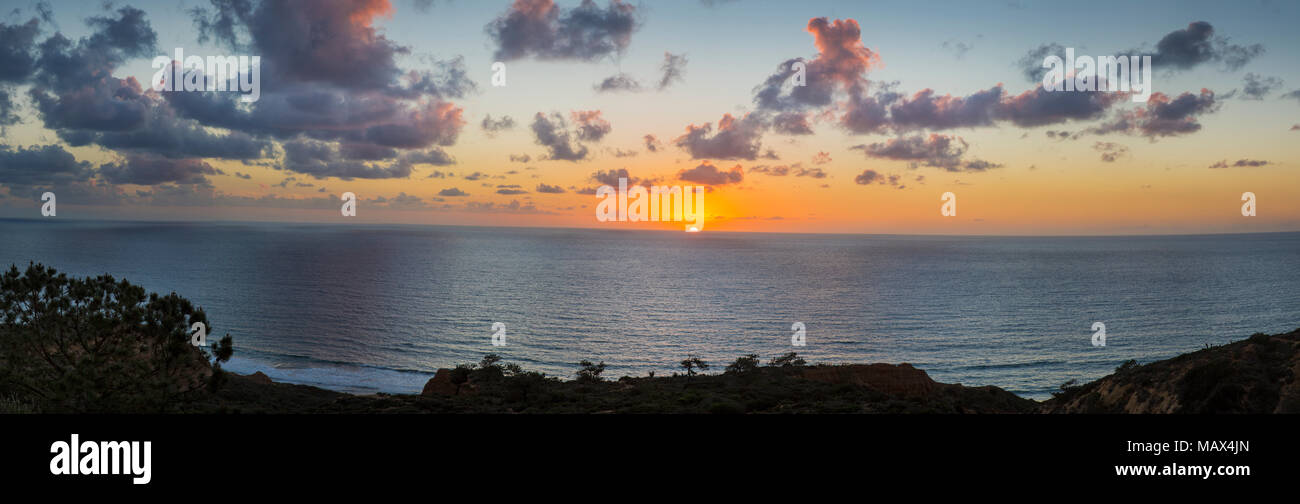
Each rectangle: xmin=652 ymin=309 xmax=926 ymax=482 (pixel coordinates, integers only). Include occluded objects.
xmin=1043 ymin=329 xmax=1300 ymax=414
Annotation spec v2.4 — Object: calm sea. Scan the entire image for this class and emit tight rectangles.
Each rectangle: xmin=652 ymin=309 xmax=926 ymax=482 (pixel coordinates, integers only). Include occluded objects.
xmin=2 ymin=218 xmax=1297 ymax=399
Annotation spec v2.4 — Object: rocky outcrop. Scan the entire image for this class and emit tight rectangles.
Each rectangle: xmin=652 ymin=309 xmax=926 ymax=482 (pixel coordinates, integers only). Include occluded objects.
xmin=421 ymin=369 xmax=459 ymax=396
xmin=1042 ymin=329 xmax=1300 ymax=413
xmin=245 ymin=371 xmax=273 ymax=385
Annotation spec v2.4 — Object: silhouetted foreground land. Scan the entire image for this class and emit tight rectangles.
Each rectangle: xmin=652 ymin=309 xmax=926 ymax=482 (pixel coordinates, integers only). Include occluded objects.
xmin=187 ymin=326 xmax=1300 ymax=414
xmin=2 ymin=264 xmax=1297 ymax=414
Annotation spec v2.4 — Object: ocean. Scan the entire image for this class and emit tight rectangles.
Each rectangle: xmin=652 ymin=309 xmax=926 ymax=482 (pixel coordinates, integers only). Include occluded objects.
xmin=2 ymin=218 xmax=1296 ymax=399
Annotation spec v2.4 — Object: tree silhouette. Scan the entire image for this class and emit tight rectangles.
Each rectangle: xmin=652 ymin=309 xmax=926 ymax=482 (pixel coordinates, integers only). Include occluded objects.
xmin=0 ymin=263 xmax=233 ymax=412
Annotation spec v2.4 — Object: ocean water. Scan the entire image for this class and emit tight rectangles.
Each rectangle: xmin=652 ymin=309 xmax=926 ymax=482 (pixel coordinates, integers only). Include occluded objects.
xmin=1 ymin=218 xmax=1297 ymax=399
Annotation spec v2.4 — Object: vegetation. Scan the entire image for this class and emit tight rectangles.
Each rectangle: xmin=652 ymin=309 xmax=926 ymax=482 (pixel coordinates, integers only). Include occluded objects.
xmin=0 ymin=263 xmax=233 ymax=413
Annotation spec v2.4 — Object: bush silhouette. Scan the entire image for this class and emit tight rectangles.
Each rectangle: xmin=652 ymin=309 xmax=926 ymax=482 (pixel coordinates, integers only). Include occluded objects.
xmin=0 ymin=263 xmax=233 ymax=412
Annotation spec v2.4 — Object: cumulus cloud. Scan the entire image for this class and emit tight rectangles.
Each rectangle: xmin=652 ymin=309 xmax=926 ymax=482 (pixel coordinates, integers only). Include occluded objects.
xmin=0 ymin=144 xmax=94 ymax=187
xmin=531 ymin=111 xmax=591 ymax=161
xmin=643 ymin=133 xmax=662 ymax=152
xmin=1143 ymin=21 xmax=1263 ymax=72
xmin=536 ymin=183 xmax=565 ymax=193
xmin=1088 ymin=89 xmax=1220 ymax=138
xmin=438 ymin=187 xmax=469 ymax=196
xmin=572 ymin=110 xmax=612 ymax=142
xmin=486 ymin=0 xmax=639 ymax=62
xmin=677 ymin=161 xmax=743 ymax=185
xmin=673 ymin=113 xmax=765 ymax=160
xmin=99 ymin=155 xmax=220 ymax=185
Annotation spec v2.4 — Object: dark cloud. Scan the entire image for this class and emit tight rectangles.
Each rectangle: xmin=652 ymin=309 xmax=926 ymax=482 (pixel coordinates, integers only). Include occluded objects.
xmin=1015 ymin=43 xmax=1065 ymax=83
xmin=438 ymin=187 xmax=468 ymax=197
xmin=673 ymin=113 xmax=765 ymax=160
xmin=771 ymin=112 xmax=813 ymax=135
xmin=854 ymin=169 xmax=883 ymax=185
xmin=852 ymin=133 xmax=1000 ymax=172
xmin=1145 ymin=21 xmax=1263 ymax=72
xmin=481 ymin=114 xmax=516 ymax=134
xmin=677 ymin=161 xmax=743 ymax=185
xmin=536 ymin=183 xmax=565 ymax=193
xmin=509 ymin=153 xmax=531 ymax=162
xmin=280 ymin=139 xmax=414 ymax=179
xmin=530 ymin=111 xmax=589 ymax=161
xmin=0 ymin=144 xmax=93 ymax=186
xmin=486 ymin=0 xmax=640 ymax=62
xmin=99 ymin=155 xmax=219 ymax=186
xmin=590 ymin=168 xmax=636 ymax=186
xmin=1208 ymin=159 xmax=1269 ymax=169
xmin=0 ymin=18 xmax=41 ymax=83
xmin=1088 ymin=89 xmax=1220 ymax=138
xmin=594 ymin=73 xmax=640 ymax=93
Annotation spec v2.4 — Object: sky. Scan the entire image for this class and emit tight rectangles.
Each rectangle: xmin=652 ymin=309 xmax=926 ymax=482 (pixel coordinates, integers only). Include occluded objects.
xmin=0 ymin=0 xmax=1297 ymax=235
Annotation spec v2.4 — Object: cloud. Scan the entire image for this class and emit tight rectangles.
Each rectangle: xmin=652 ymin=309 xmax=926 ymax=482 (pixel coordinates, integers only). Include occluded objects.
xmin=536 ymin=183 xmax=565 ymax=193
xmin=590 ymin=168 xmax=637 ymax=186
xmin=510 ymin=153 xmax=532 ymax=163
xmin=99 ymin=155 xmax=220 ymax=185
xmin=854 ymin=169 xmax=883 ymax=185
xmin=481 ymin=114 xmax=516 ymax=134
xmin=1092 ymin=142 xmax=1129 ymax=163
xmin=529 ymin=117 xmax=585 ymax=162
xmin=594 ymin=72 xmax=641 ymax=93
xmin=677 ymin=161 xmax=743 ymax=185
xmin=1208 ymin=159 xmax=1269 ymax=169
xmin=486 ymin=0 xmax=640 ymax=62
xmin=941 ymin=39 xmax=973 ymax=59
xmin=438 ymin=187 xmax=468 ymax=196
xmin=1015 ymin=43 xmax=1065 ymax=83
xmin=572 ymin=110 xmax=611 ymax=142
xmin=657 ymin=52 xmax=687 ymax=90
xmin=753 ymin=18 xmax=879 ymax=113
xmin=673 ymin=112 xmax=765 ymax=160
xmin=1088 ymin=89 xmax=1220 ymax=138
xmin=852 ymin=133 xmax=1000 ymax=172
xmin=771 ymin=112 xmax=813 ymax=135
xmin=1240 ymin=73 xmax=1282 ymax=100
xmin=643 ymin=133 xmax=662 ymax=152
xmin=0 ymin=144 xmax=94 ymax=187
xmin=1144 ymin=21 xmax=1263 ymax=72
xmin=280 ymin=139 xmax=414 ymax=179
xmin=368 ymin=191 xmax=428 ymax=210
xmin=811 ymin=151 xmax=831 ymax=164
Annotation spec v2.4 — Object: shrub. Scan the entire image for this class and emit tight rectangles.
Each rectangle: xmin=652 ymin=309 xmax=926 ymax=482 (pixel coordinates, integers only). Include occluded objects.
xmin=725 ymin=354 xmax=761 ymax=375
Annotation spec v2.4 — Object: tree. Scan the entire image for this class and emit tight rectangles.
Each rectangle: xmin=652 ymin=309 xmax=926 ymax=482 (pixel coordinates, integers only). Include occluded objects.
xmin=575 ymin=360 xmax=607 ymax=383
xmin=725 ymin=354 xmax=761 ymax=375
xmin=680 ymin=355 xmax=709 ymax=377
xmin=0 ymin=263 xmax=233 ymax=413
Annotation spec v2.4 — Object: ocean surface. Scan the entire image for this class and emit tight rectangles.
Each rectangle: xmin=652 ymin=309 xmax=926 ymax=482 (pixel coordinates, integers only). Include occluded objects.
xmin=2 ymin=218 xmax=1297 ymax=399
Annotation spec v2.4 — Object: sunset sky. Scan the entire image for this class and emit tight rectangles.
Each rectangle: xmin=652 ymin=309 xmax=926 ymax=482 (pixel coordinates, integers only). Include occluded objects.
xmin=1 ymin=0 xmax=1297 ymax=234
